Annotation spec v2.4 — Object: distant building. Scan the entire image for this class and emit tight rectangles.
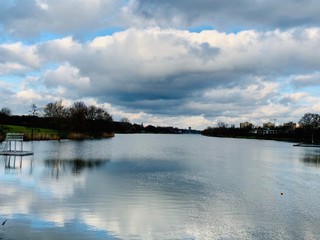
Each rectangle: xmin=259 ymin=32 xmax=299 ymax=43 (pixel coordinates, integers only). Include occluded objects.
xmin=263 ymin=122 xmax=275 ymax=128
xmin=240 ymin=122 xmax=253 ymax=129
xmin=283 ymin=122 xmax=297 ymax=130
xmin=257 ymin=128 xmax=278 ymax=135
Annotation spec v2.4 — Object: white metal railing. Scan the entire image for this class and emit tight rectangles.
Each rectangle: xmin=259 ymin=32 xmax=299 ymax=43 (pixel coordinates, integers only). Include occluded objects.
xmin=5 ymin=133 xmax=24 ymax=141
xmin=2 ymin=133 xmax=24 ymax=152
xmin=2 ymin=141 xmax=8 ymax=152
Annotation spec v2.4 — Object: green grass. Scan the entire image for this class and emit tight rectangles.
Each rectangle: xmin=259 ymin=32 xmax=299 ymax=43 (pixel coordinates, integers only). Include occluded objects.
xmin=1 ymin=125 xmax=58 ymax=134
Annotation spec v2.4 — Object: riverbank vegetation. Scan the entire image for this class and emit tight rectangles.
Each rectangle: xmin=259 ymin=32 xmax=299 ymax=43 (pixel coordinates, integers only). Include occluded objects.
xmin=0 ymin=124 xmax=60 ymax=141
xmin=0 ymin=101 xmax=114 ymax=141
xmin=0 ymin=101 xmax=199 ymax=141
xmin=202 ymin=113 xmax=320 ymax=143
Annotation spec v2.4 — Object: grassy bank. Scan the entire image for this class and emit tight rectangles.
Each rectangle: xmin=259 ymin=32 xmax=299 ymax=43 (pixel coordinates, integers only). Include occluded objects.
xmin=0 ymin=125 xmax=114 ymax=141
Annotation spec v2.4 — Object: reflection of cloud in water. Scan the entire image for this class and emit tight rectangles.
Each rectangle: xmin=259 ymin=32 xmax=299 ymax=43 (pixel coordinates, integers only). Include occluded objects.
xmin=37 ymin=174 xmax=86 ymax=199
xmin=0 ymin=186 xmax=34 ymax=215
xmin=1 ymin=217 xmax=121 ymax=240
xmin=74 ymin=160 xmax=214 ymax=239
xmin=0 ymin=153 xmax=268 ymax=239
xmin=39 ymin=210 xmax=76 ymax=228
xmin=2 ymin=137 xmax=294 ymax=239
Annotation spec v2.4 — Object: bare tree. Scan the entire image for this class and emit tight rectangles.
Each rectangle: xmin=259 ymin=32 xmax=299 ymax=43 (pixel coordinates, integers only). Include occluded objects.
xmin=69 ymin=101 xmax=88 ymax=132
xmin=0 ymin=107 xmax=12 ymax=116
xmin=217 ymin=121 xmax=228 ymax=128
xmin=43 ymin=100 xmax=66 ymax=118
xmin=69 ymin=102 xmax=88 ymax=119
xmin=29 ymin=104 xmax=39 ymax=141
xmin=299 ymin=113 xmax=320 ymax=128
xmin=120 ymin=117 xmax=130 ymax=123
xmin=30 ymin=104 xmax=39 ymax=117
xmin=299 ymin=113 xmax=320 ymax=143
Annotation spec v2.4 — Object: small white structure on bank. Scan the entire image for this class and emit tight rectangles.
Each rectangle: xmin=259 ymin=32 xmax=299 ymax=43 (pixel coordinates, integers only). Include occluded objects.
xmin=0 ymin=133 xmax=33 ymax=156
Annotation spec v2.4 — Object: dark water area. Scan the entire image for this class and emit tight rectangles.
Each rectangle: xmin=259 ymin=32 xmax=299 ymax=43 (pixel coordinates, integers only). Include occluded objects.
xmin=1 ymin=134 xmax=320 ymax=239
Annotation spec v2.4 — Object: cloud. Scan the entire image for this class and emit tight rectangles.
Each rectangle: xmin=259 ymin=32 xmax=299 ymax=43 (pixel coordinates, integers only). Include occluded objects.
xmin=127 ymin=0 xmax=320 ymax=30
xmin=32 ymin=28 xmax=320 ymax=119
xmin=1 ymin=1 xmax=320 ymax=130
xmin=37 ymin=36 xmax=82 ymax=61
xmin=42 ymin=62 xmax=91 ymax=96
xmin=1 ymin=0 xmax=319 ymax=42
xmin=0 ymin=80 xmax=15 ymax=104
xmin=0 ymin=62 xmax=28 ymax=75
xmin=0 ymin=0 xmax=124 ymax=39
xmin=0 ymin=42 xmax=40 ymax=75
xmin=291 ymin=72 xmax=320 ymax=88
xmin=1 ymin=26 xmax=320 ymax=128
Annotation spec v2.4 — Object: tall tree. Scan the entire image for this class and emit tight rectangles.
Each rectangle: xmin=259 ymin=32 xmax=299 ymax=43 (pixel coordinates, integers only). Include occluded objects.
xmin=69 ymin=101 xmax=88 ymax=132
xmin=29 ymin=104 xmax=39 ymax=140
xmin=30 ymin=104 xmax=39 ymax=117
xmin=299 ymin=113 xmax=320 ymax=143
xmin=43 ymin=100 xmax=66 ymax=119
xmin=299 ymin=113 xmax=320 ymax=128
xmin=43 ymin=100 xmax=68 ymax=130
xmin=87 ymin=105 xmax=113 ymax=121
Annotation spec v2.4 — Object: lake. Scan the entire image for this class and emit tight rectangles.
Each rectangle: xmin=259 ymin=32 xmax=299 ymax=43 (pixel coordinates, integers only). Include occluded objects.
xmin=1 ymin=134 xmax=320 ymax=239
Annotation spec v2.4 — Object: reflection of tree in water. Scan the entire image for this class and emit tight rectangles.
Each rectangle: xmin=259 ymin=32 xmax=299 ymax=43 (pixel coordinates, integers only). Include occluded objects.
xmin=301 ymin=151 xmax=320 ymax=167
xmin=45 ymin=159 xmax=109 ymax=178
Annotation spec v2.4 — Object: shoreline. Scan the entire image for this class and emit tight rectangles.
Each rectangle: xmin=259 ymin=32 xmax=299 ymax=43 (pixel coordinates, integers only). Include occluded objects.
xmin=0 ymin=132 xmax=115 ymax=141
xmin=201 ymin=134 xmax=302 ymax=144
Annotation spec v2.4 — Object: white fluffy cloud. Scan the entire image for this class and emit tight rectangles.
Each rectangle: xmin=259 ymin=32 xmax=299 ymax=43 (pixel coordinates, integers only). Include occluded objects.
xmin=0 ymin=42 xmax=40 ymax=75
xmin=1 ymin=1 xmax=320 ymax=128
xmin=42 ymin=62 xmax=91 ymax=95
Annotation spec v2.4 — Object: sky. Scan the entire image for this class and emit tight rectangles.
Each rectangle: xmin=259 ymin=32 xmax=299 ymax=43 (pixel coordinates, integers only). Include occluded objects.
xmin=1 ymin=0 xmax=320 ymax=130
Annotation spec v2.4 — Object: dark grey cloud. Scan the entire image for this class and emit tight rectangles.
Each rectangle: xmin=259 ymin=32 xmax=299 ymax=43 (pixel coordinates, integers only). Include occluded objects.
xmin=1 ymin=0 xmax=319 ymax=42
xmin=129 ymin=0 xmax=320 ymax=30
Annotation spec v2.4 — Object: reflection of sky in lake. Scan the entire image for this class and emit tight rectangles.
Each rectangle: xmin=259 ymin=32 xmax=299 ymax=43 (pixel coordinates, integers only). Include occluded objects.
xmin=1 ymin=135 xmax=320 ymax=239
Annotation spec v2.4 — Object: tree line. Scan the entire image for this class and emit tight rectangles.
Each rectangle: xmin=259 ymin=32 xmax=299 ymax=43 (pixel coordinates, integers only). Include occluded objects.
xmin=0 ymin=101 xmax=199 ymax=138
xmin=202 ymin=113 xmax=320 ymax=143
xmin=0 ymin=101 xmax=114 ymax=136
xmin=42 ymin=101 xmax=113 ymax=133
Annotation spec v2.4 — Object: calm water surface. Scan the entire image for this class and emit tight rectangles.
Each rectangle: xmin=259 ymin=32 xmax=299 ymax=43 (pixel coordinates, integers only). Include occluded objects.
xmin=1 ymin=134 xmax=320 ymax=239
